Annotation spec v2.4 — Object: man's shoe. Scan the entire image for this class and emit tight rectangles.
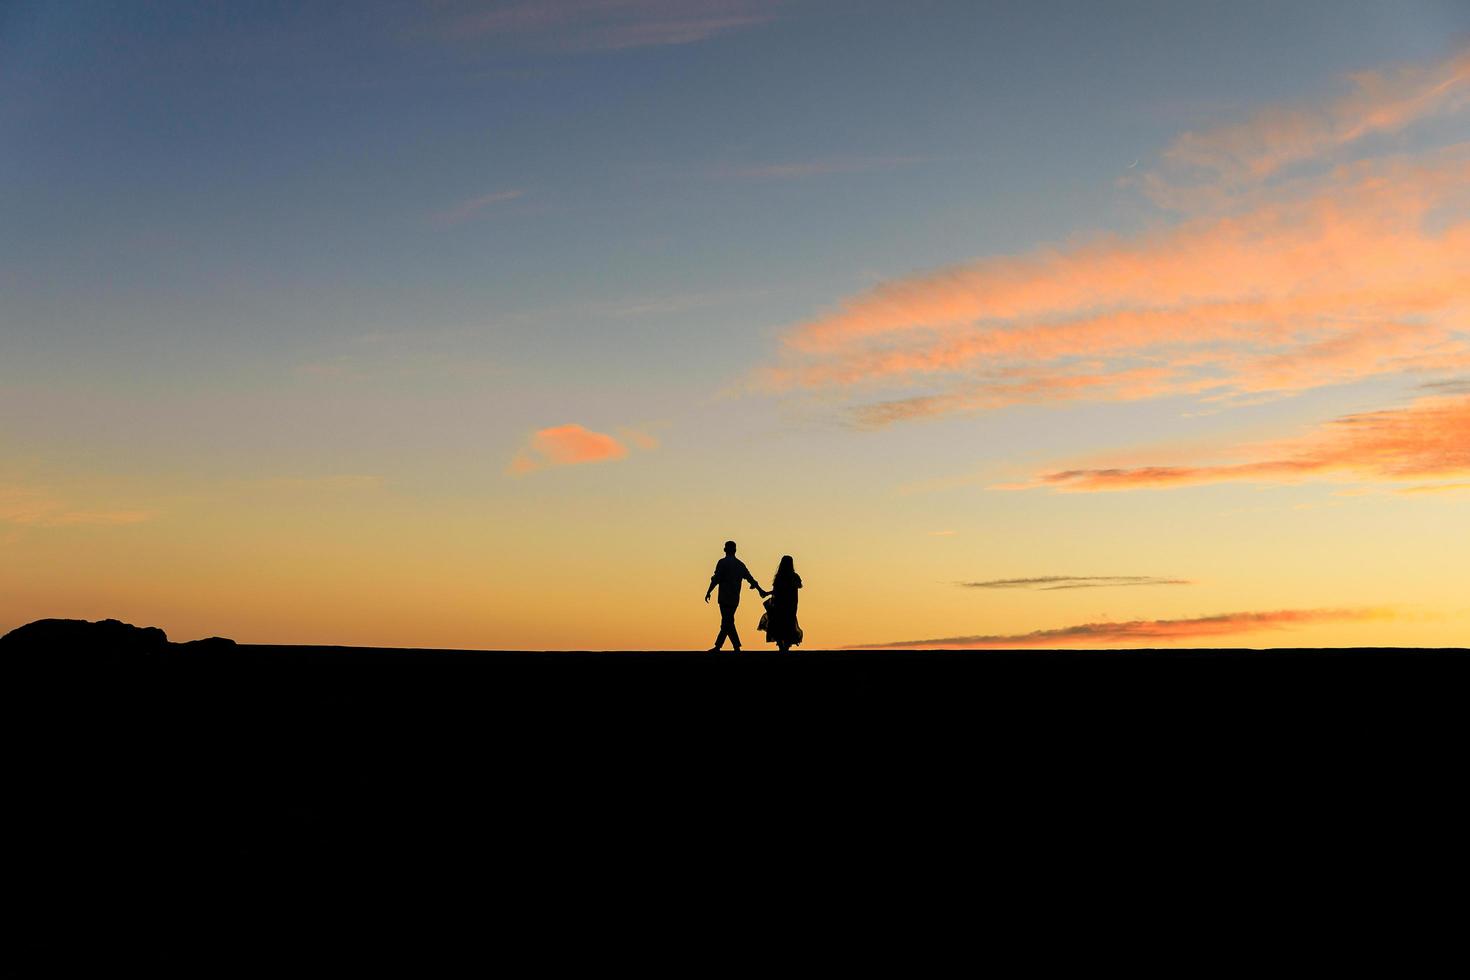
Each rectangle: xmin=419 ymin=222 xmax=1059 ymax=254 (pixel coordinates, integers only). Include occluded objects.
xmin=707 ymin=646 xmax=722 ymax=652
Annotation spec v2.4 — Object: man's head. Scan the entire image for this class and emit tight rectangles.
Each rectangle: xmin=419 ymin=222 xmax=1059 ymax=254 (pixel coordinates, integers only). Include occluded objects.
xmin=724 ymin=540 xmax=737 ymax=555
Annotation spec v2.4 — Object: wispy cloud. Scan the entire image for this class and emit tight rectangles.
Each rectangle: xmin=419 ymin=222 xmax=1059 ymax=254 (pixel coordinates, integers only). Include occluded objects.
xmin=713 ymin=156 xmax=925 ymax=180
xmin=600 ymin=287 xmax=766 ymax=318
xmin=258 ymin=475 xmax=385 ymax=492
xmin=1152 ymin=48 xmax=1470 ymax=192
xmin=854 ymin=607 xmax=1393 ymax=650
xmin=509 ymin=423 xmax=636 ymax=474
xmin=1010 ymin=392 xmax=1470 ymax=493
xmin=1396 ymin=481 xmax=1470 ymax=495
xmin=961 ymin=576 xmax=1191 ymax=590
xmin=0 ymin=485 xmax=153 ymax=528
xmin=1419 ymin=377 xmax=1470 ymax=395
xmin=441 ymin=0 xmax=783 ymax=52
xmin=34 ymin=510 xmax=154 ymax=527
xmin=761 ymin=46 xmax=1470 ymax=427
xmin=434 ymin=189 xmax=526 ymax=226
xmin=618 ymin=427 xmax=660 ymax=451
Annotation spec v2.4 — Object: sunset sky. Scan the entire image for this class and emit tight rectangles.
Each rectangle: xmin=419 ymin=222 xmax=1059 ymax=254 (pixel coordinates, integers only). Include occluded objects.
xmin=3 ymin=0 xmax=1467 ymax=649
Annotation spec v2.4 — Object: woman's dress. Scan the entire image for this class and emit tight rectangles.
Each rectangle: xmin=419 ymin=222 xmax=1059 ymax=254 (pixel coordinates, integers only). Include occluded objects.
xmin=764 ymin=577 xmax=802 ymax=648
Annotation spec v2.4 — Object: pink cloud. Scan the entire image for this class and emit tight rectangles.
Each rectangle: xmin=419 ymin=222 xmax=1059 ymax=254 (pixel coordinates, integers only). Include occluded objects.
xmin=761 ymin=46 xmax=1470 ymax=428
xmin=855 ymin=607 xmax=1393 ymax=650
xmin=510 ymin=424 xmax=629 ymax=474
xmin=1015 ymin=393 xmax=1470 ymax=492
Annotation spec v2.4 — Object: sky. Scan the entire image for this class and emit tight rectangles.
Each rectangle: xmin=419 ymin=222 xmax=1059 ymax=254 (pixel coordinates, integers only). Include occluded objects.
xmin=2 ymin=0 xmax=1467 ymax=649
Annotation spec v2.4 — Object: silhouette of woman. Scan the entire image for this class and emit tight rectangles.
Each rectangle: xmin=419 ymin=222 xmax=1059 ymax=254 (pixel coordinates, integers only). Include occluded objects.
xmin=763 ymin=556 xmax=803 ymax=652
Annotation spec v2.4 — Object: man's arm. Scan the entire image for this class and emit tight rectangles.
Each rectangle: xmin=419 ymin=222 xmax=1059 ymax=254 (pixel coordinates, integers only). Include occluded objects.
xmin=743 ymin=563 xmax=764 ymax=595
xmin=705 ymin=565 xmax=719 ymax=603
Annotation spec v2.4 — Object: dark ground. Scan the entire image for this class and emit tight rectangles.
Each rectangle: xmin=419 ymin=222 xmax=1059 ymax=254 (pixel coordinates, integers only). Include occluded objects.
xmin=8 ymin=620 xmax=1467 ymax=959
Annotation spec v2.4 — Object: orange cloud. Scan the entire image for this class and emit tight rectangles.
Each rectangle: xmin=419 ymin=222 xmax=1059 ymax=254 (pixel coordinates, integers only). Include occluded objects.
xmin=618 ymin=427 xmax=661 ymax=451
xmin=764 ymin=46 xmax=1470 ymax=427
xmin=1158 ymin=47 xmax=1470 ymax=187
xmin=855 ymin=607 xmax=1393 ymax=650
xmin=1019 ymin=393 xmax=1470 ymax=492
xmin=509 ymin=424 xmax=630 ymax=474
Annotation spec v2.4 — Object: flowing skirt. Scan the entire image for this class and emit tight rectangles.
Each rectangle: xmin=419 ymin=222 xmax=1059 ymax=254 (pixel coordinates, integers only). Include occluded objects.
xmin=760 ymin=596 xmax=802 ymax=647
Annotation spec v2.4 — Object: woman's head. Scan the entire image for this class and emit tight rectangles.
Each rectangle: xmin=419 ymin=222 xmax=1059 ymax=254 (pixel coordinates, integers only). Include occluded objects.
xmin=775 ymin=555 xmax=797 ymax=580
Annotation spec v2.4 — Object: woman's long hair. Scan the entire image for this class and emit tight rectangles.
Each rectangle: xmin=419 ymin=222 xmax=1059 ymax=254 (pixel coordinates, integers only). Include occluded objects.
xmin=773 ymin=555 xmax=801 ymax=589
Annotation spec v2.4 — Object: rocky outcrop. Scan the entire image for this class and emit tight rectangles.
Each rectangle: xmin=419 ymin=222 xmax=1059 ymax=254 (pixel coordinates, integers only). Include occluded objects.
xmin=175 ymin=636 xmax=238 ymax=652
xmin=1 ymin=617 xmax=170 ymax=650
xmin=0 ymin=618 xmax=235 ymax=652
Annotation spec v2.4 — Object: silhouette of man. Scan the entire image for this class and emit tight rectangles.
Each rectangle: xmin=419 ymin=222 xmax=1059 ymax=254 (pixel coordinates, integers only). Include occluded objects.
xmin=704 ymin=540 xmax=766 ymax=652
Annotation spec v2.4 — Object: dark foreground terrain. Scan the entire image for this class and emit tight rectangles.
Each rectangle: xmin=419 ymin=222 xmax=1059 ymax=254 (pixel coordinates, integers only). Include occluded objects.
xmin=11 ymin=617 xmax=1466 ymax=743
xmin=8 ymin=617 xmax=1467 ymax=953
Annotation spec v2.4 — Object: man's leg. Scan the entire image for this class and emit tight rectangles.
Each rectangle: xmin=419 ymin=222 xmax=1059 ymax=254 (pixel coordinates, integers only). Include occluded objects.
xmin=710 ymin=603 xmax=732 ymax=650
xmin=721 ymin=604 xmax=741 ymax=651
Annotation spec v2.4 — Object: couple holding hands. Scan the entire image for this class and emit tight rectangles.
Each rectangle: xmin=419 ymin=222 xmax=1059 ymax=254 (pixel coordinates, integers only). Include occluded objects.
xmin=703 ymin=540 xmax=804 ymax=652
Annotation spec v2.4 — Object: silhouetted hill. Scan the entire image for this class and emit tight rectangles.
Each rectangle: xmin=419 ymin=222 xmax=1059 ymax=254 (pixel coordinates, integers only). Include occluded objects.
xmin=2 ymin=616 xmax=237 ymax=654
xmin=3 ymin=616 xmax=171 ymax=650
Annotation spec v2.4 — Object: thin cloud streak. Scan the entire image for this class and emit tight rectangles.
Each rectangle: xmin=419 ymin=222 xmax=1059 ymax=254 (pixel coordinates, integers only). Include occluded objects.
xmin=1396 ymin=481 xmax=1470 ymax=495
xmin=714 ymin=156 xmax=926 ymax=180
xmin=1155 ymin=47 xmax=1470 ymax=189
xmin=961 ymin=576 xmax=1191 ymax=590
xmin=854 ymin=607 xmax=1393 ymax=650
xmin=434 ymin=189 xmax=526 ymax=226
xmin=442 ymin=0 xmax=782 ymax=51
xmin=30 ymin=510 xmax=154 ymax=527
xmin=618 ymin=427 xmax=660 ymax=451
xmin=258 ymin=475 xmax=385 ymax=492
xmin=1419 ymin=377 xmax=1470 ymax=395
xmin=1015 ymin=393 xmax=1470 ymax=492
xmin=761 ymin=45 xmax=1470 ymax=427
xmin=0 ymin=485 xmax=153 ymax=527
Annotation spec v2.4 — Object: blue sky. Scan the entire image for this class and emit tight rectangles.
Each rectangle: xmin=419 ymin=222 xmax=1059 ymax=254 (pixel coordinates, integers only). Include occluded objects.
xmin=7 ymin=1 xmax=1462 ymax=369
